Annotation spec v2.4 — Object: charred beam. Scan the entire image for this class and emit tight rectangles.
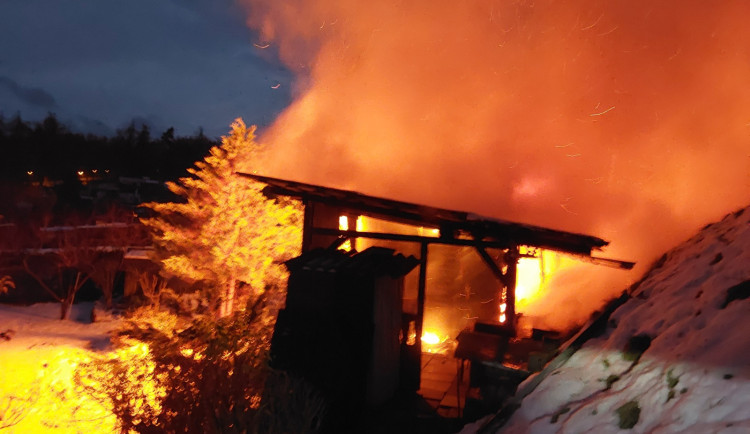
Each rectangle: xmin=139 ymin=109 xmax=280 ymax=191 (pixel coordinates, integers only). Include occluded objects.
xmin=474 ymin=245 xmax=519 ymax=332
xmin=503 ymin=248 xmax=518 ymax=333
xmin=301 ymin=199 xmax=315 ymax=252
xmin=474 ymin=246 xmax=510 ymax=288
xmin=570 ymin=255 xmax=635 ymax=270
xmin=311 ymin=227 xmax=513 ymax=249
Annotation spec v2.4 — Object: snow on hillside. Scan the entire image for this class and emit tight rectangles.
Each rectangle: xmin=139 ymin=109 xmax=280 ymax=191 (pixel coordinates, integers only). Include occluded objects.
xmin=0 ymin=302 xmax=120 ymax=432
xmin=481 ymin=205 xmax=750 ymax=433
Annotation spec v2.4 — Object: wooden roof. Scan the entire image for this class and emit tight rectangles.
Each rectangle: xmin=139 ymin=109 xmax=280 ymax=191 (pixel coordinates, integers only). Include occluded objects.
xmin=238 ymin=173 xmax=612 ymax=257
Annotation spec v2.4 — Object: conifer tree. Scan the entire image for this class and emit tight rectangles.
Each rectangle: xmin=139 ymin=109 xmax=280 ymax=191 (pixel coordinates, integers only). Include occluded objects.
xmin=141 ymin=119 xmax=302 ymax=317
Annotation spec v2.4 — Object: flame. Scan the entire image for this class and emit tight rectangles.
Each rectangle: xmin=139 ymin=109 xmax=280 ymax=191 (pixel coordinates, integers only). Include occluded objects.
xmin=422 ymin=331 xmax=441 ymax=345
xmin=515 ymin=256 xmax=544 ymax=308
xmin=418 ymin=330 xmax=453 ymax=354
xmin=338 ymin=215 xmax=349 ymax=231
xmin=338 ymin=215 xmax=352 ymax=251
xmin=241 ymin=0 xmax=750 ymax=329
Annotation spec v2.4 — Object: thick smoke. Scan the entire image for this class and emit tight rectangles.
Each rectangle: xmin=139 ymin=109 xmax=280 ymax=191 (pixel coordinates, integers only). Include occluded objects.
xmin=239 ymin=0 xmax=750 ymax=324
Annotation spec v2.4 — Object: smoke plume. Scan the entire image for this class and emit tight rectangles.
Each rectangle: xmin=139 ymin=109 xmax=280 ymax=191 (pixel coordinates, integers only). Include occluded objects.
xmin=239 ymin=0 xmax=750 ymax=323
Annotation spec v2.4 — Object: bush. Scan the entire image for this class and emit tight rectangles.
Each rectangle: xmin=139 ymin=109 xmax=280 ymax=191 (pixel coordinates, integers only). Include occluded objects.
xmin=721 ymin=280 xmax=750 ymax=309
xmin=615 ymin=400 xmax=640 ymax=429
xmin=77 ymin=295 xmax=276 ymax=433
xmin=0 ymin=394 xmax=34 ymax=429
xmin=622 ymin=334 xmax=652 ymax=362
xmin=256 ymin=370 xmax=328 ymax=433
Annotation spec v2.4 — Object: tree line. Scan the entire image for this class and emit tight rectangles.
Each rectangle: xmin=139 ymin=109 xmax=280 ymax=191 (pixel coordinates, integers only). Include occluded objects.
xmin=0 ymin=113 xmax=217 ymax=182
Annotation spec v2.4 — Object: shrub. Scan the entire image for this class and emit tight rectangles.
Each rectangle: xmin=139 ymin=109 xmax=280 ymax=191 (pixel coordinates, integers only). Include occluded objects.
xmin=622 ymin=334 xmax=652 ymax=361
xmin=550 ymin=406 xmax=570 ymax=423
xmin=256 ymin=370 xmax=328 ymax=433
xmin=77 ymin=294 xmax=276 ymax=433
xmin=603 ymin=374 xmax=620 ymax=390
xmin=0 ymin=394 xmax=34 ymax=429
xmin=721 ymin=280 xmax=750 ymax=309
xmin=615 ymin=400 xmax=640 ymax=429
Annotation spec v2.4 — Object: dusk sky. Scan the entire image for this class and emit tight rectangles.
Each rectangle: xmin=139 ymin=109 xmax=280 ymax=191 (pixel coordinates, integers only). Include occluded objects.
xmin=0 ymin=0 xmax=291 ymax=138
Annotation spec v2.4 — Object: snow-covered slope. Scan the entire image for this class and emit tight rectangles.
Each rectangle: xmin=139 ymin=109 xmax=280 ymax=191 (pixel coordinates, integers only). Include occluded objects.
xmin=493 ymin=206 xmax=750 ymax=433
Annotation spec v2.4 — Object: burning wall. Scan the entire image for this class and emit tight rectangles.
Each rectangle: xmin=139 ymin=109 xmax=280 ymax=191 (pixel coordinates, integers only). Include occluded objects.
xmin=238 ymin=0 xmax=750 ymax=328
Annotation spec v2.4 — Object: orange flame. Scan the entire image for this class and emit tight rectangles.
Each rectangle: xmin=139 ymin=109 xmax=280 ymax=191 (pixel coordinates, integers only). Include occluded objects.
xmin=338 ymin=215 xmax=352 ymax=251
xmin=241 ymin=0 xmax=750 ymax=329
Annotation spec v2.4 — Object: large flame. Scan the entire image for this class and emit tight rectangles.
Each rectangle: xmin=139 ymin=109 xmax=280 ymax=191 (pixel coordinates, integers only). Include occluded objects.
xmin=240 ymin=0 xmax=750 ymax=328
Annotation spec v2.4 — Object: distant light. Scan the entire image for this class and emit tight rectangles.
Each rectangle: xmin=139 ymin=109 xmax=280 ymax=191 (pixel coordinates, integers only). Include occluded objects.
xmin=77 ymin=171 xmax=84 ymax=176
xmin=105 ymin=169 xmax=110 ymax=173
xmin=27 ymin=170 xmax=33 ymax=176
xmin=92 ymin=169 xmax=98 ymax=174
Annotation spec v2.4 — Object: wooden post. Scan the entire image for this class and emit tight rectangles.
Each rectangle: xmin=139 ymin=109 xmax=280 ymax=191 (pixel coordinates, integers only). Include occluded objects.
xmin=474 ymin=244 xmax=519 ymax=333
xmin=416 ymin=241 xmax=428 ymax=358
xmin=301 ymin=200 xmax=314 ymax=252
xmin=504 ymin=246 xmax=519 ymax=333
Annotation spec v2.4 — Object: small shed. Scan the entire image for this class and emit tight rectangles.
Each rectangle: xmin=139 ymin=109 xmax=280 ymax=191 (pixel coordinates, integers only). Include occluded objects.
xmin=270 ymin=246 xmax=418 ymax=428
xmin=240 ymin=172 xmax=633 ymax=410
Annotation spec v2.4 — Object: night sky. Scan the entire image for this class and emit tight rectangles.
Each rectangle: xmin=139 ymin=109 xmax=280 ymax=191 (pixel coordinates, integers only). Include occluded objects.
xmin=0 ymin=0 xmax=292 ymax=138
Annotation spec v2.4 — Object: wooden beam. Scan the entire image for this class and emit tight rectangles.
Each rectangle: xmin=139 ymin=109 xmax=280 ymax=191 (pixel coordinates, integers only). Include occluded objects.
xmin=314 ymin=227 xmax=635 ymax=270
xmin=503 ymin=247 xmax=518 ymax=333
xmin=474 ymin=245 xmax=519 ymax=333
xmin=474 ymin=246 xmax=510 ymax=288
xmin=579 ymin=255 xmax=636 ymax=270
xmin=311 ymin=227 xmax=513 ymax=249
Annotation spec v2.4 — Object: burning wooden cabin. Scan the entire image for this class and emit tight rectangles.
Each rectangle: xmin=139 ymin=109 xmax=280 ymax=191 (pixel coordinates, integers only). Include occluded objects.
xmin=240 ymin=173 xmax=632 ymax=419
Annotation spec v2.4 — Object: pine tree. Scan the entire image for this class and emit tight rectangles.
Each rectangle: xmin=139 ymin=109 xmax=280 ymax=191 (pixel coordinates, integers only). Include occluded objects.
xmin=141 ymin=119 xmax=302 ymax=317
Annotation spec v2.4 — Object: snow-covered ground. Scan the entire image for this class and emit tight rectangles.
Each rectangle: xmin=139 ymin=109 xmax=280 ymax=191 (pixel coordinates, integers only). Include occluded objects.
xmin=470 ymin=205 xmax=750 ymax=433
xmin=3 ymin=205 xmax=749 ymax=433
xmin=0 ymin=302 xmax=120 ymax=432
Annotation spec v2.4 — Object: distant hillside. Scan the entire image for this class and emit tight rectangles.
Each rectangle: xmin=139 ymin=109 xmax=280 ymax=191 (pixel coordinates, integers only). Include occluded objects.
xmin=475 ymin=205 xmax=750 ymax=433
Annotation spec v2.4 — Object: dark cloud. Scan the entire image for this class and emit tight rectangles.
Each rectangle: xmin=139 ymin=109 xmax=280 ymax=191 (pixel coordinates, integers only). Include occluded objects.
xmin=0 ymin=1 xmax=292 ymax=138
xmin=0 ymin=76 xmax=57 ymax=108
